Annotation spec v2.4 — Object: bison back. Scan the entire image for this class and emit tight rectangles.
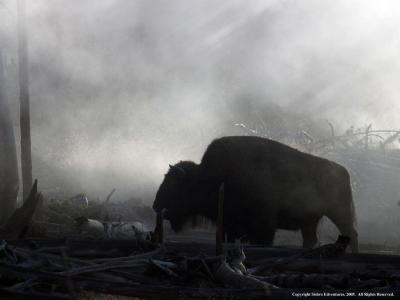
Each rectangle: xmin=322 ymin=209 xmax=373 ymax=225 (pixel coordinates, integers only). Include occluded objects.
xmin=200 ymin=136 xmax=352 ymax=225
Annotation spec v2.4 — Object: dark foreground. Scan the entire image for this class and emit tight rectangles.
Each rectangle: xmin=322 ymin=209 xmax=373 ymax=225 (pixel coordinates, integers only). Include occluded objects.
xmin=0 ymin=238 xmax=399 ymax=300
xmin=0 ymin=181 xmax=399 ymax=299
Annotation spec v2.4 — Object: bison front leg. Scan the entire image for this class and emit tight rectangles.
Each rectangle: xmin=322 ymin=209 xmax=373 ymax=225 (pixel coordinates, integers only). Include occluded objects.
xmin=301 ymin=219 xmax=319 ymax=248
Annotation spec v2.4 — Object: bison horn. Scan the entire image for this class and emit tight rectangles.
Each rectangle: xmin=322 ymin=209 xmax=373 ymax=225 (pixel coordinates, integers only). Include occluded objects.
xmin=169 ymin=164 xmax=186 ymax=177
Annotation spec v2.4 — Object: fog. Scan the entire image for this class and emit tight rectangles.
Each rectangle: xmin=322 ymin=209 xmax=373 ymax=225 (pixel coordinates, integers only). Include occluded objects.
xmin=1 ymin=1 xmax=400 ymax=244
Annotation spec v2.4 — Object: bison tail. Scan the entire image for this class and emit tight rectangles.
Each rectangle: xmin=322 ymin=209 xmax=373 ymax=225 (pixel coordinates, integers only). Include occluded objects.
xmin=343 ymin=173 xmax=359 ymax=252
xmin=349 ymin=192 xmax=357 ymax=227
xmin=344 ymin=170 xmax=357 ymax=228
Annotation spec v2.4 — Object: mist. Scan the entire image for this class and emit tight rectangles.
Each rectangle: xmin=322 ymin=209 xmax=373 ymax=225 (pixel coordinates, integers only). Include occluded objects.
xmin=1 ymin=0 xmax=400 ymax=244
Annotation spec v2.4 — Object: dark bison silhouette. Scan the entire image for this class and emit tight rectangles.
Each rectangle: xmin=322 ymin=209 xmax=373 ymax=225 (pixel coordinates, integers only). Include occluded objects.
xmin=153 ymin=136 xmax=358 ymax=252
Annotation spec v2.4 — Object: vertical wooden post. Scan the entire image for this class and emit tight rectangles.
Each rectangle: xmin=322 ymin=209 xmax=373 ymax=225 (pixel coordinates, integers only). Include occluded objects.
xmin=216 ymin=183 xmax=224 ymax=255
xmin=153 ymin=210 xmax=164 ymax=244
xmin=17 ymin=0 xmax=33 ymax=201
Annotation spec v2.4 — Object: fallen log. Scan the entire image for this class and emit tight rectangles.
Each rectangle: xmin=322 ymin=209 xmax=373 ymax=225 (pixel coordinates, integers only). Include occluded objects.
xmin=56 ymin=259 xmax=149 ymax=276
xmin=251 ymin=273 xmax=387 ymax=289
xmin=92 ymin=247 xmax=164 ymax=263
xmin=0 ymin=287 xmax=72 ymax=300
xmin=250 ymin=236 xmax=349 ymax=275
xmin=7 ymin=239 xmax=400 ymax=264
xmin=251 ymin=258 xmax=400 ymax=277
xmin=212 ymin=258 xmax=274 ymax=292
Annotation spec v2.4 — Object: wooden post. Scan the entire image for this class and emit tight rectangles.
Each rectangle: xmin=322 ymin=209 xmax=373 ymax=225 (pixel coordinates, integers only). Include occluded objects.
xmin=153 ymin=210 xmax=164 ymax=244
xmin=17 ymin=0 xmax=33 ymax=201
xmin=216 ymin=183 xmax=224 ymax=255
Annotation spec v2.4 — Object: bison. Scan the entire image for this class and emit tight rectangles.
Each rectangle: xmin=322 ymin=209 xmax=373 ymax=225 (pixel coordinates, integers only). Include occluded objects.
xmin=153 ymin=136 xmax=358 ymax=252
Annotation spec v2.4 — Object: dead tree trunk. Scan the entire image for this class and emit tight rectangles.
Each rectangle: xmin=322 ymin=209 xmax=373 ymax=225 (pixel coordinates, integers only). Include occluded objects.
xmin=0 ymin=50 xmax=19 ymax=225
xmin=17 ymin=0 xmax=32 ymax=201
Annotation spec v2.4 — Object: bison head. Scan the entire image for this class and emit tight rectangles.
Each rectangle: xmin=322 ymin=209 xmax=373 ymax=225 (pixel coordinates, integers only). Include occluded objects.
xmin=153 ymin=161 xmax=200 ymax=232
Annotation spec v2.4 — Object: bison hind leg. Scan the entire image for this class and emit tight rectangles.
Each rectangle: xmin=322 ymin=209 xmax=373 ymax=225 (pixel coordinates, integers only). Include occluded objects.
xmin=301 ymin=218 xmax=320 ymax=248
xmin=326 ymin=203 xmax=358 ymax=252
xmin=329 ymin=217 xmax=358 ymax=253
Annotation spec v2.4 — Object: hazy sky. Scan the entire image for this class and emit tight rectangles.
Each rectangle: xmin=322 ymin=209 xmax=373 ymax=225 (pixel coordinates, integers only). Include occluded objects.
xmin=2 ymin=0 xmax=400 ymax=200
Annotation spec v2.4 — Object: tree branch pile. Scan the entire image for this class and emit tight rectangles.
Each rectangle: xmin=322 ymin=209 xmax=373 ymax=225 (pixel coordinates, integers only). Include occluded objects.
xmin=0 ymin=236 xmax=399 ymax=299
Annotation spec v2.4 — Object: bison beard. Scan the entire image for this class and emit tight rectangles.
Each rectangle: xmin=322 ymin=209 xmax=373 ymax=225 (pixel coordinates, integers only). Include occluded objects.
xmin=153 ymin=136 xmax=358 ymax=252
